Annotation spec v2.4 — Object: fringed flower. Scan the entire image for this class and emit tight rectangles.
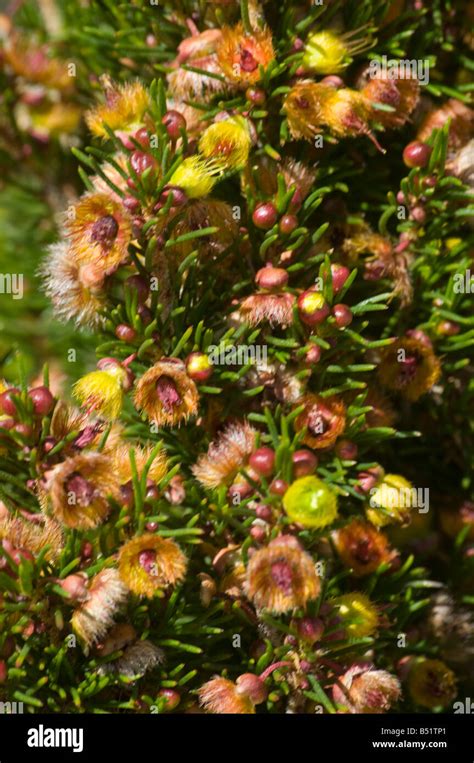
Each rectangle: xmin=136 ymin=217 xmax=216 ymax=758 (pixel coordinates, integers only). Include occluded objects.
xmin=322 ymin=87 xmax=383 ymax=149
xmin=294 ymin=394 xmax=346 ymax=449
xmin=0 ymin=514 xmax=63 ymax=562
xmin=362 ymin=73 xmax=420 ymax=129
xmin=42 ymin=452 xmax=120 ymax=529
xmin=199 ymin=674 xmax=267 ymax=714
xmin=417 ymin=98 xmax=474 ymax=151
xmin=407 ymin=658 xmax=457 ymax=709
xmin=40 ymin=242 xmax=107 ymax=329
xmin=217 ymin=23 xmax=275 ymax=87
xmin=303 ymin=29 xmax=372 ymax=74
xmin=239 ymin=292 xmax=296 ymax=327
xmin=330 ymin=592 xmax=379 ymax=638
xmin=50 ymin=401 xmax=123 ymax=453
xmin=169 ymin=156 xmax=222 ymax=198
xmin=66 ymin=193 xmax=132 ymax=276
xmin=333 ymin=663 xmax=401 ymax=713
xmin=113 ymin=443 xmax=168 ymax=486
xmin=198 ymin=116 xmax=252 ymax=171
xmin=377 ymin=337 xmax=441 ymax=401
xmin=332 ymin=519 xmax=397 ymax=576
xmin=71 ymin=568 xmax=128 ymax=647
xmin=85 ymin=80 xmax=150 ymax=139
xmin=284 ymin=81 xmax=328 ymax=141
xmin=134 ymin=359 xmax=199 ymax=428
xmin=73 ymin=358 xmax=133 ymax=420
xmin=245 ymin=536 xmax=320 ymax=613
xmin=3 ymin=33 xmax=75 ymax=92
xmin=118 ymin=533 xmax=187 ymax=598
xmin=168 ymin=28 xmax=228 ymax=103
xmin=192 ymin=421 xmax=257 ymax=489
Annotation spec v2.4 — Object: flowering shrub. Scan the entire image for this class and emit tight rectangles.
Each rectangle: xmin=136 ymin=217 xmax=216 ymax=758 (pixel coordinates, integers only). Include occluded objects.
xmin=0 ymin=0 xmax=472 ymax=715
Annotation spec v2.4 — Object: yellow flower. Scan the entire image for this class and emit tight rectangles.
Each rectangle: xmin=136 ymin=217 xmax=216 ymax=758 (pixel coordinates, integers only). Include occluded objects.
xmin=41 ymin=452 xmax=120 ymax=529
xmin=169 ymin=156 xmax=221 ymax=198
xmin=113 ymin=443 xmax=168 ymax=486
xmin=73 ymin=360 xmax=131 ymax=420
xmin=245 ymin=536 xmax=320 ymax=613
xmin=294 ymin=394 xmax=347 ymax=450
xmin=407 ymin=658 xmax=457 ymax=709
xmin=85 ymin=80 xmax=150 ymax=139
xmin=332 ymin=519 xmax=397 ymax=577
xmin=331 ymin=592 xmax=379 ymax=638
xmin=0 ymin=515 xmax=63 ymax=562
xmin=377 ymin=337 xmax=441 ymax=401
xmin=198 ymin=116 xmax=251 ymax=171
xmin=217 ymin=23 xmax=274 ymax=87
xmin=134 ymin=359 xmax=199 ymax=428
xmin=366 ymin=474 xmax=415 ymax=527
xmin=303 ymin=29 xmax=372 ymax=75
xmin=118 ymin=534 xmax=187 ymax=598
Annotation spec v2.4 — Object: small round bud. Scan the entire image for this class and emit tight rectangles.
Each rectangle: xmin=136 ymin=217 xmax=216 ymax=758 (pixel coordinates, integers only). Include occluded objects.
xmin=252 ymin=202 xmax=278 ymax=230
xmin=236 ymin=673 xmax=267 ymax=705
xmin=410 ymin=205 xmax=426 ymax=224
xmin=0 ymin=388 xmax=20 ymax=417
xmin=125 ymin=274 xmax=149 ymax=303
xmin=250 ymin=525 xmax=266 ymax=542
xmin=130 ymin=150 xmax=155 ymax=176
xmin=294 ymin=616 xmax=324 ymax=644
xmin=162 ymin=110 xmax=186 ymax=140
xmin=115 ymin=324 xmax=137 ymax=343
xmin=159 ymin=688 xmax=181 ymax=711
xmin=436 ymin=320 xmax=460 ymax=336
xmin=255 ymin=504 xmax=273 ymax=521
xmin=335 ymin=439 xmax=358 ymax=460
xmin=292 ymin=449 xmax=318 ymax=477
xmin=161 ymin=186 xmax=188 ymax=208
xmin=330 ymin=264 xmax=350 ymax=293
xmin=269 ymin=478 xmax=288 ymax=495
xmin=279 ymin=214 xmax=298 ymax=235
xmin=304 ymin=344 xmax=321 ymax=365
xmin=255 ymin=265 xmax=288 ymax=290
xmin=58 ymin=573 xmax=89 ymax=601
xmin=123 ymin=195 xmax=140 ymax=213
xmin=28 ymin=386 xmax=54 ymax=416
xmin=297 ymin=290 xmax=330 ymax=326
xmin=246 ymin=87 xmax=266 ymax=105
xmin=134 ymin=127 xmax=150 ymax=147
xmin=332 ymin=303 xmax=353 ymax=328
xmin=185 ymin=352 xmax=213 ymax=382
xmin=15 ymin=423 xmax=33 ymax=438
xmin=403 ymin=141 xmax=432 ymax=169
xmin=320 ymin=75 xmax=344 ymax=88
xmin=249 ymin=447 xmax=276 ymax=477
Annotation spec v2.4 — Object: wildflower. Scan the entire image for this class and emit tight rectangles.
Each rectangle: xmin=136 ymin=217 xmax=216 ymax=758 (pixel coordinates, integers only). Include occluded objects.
xmin=40 ymin=242 xmax=107 ymax=329
xmin=377 ymin=337 xmax=441 ymax=401
xmin=73 ymin=358 xmax=133 ymax=420
xmin=332 ymin=519 xmax=397 ymax=576
xmin=331 ymin=592 xmax=379 ymax=638
xmin=217 ymin=23 xmax=275 ymax=87
xmin=166 ymin=200 xmax=238 ymax=259
xmin=15 ymin=99 xmax=82 ymax=141
xmin=417 ymin=98 xmax=474 ymax=151
xmin=284 ymin=81 xmax=329 ymax=141
xmin=168 ymin=28 xmax=228 ymax=103
xmin=41 ymin=452 xmax=120 ymax=529
xmin=192 ymin=421 xmax=257 ymax=489
xmin=366 ymin=473 xmax=415 ymax=527
xmin=85 ymin=80 xmax=150 ymax=140
xmin=134 ymin=359 xmax=199 ymax=428
xmin=245 ymin=535 xmax=320 ymax=613
xmin=198 ymin=116 xmax=252 ymax=171
xmin=407 ymin=658 xmax=457 ymax=709
xmin=283 ymin=475 xmax=339 ymax=529
xmin=66 ymin=193 xmax=132 ymax=276
xmin=71 ymin=568 xmax=128 ymax=647
xmin=0 ymin=514 xmax=63 ymax=562
xmin=169 ymin=156 xmax=222 ymax=198
xmin=113 ymin=443 xmax=168 ymax=486
xmin=362 ymin=73 xmax=420 ymax=129
xmin=333 ymin=662 xmax=401 ymax=713
xmin=199 ymin=674 xmax=267 ymax=714
xmin=239 ymin=292 xmax=296 ymax=327
xmin=3 ymin=33 xmax=75 ymax=92
xmin=118 ymin=533 xmax=187 ymax=597
xmin=321 ymin=87 xmax=383 ymax=149
xmin=294 ymin=394 xmax=346 ymax=449
xmin=303 ymin=29 xmax=371 ymax=75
